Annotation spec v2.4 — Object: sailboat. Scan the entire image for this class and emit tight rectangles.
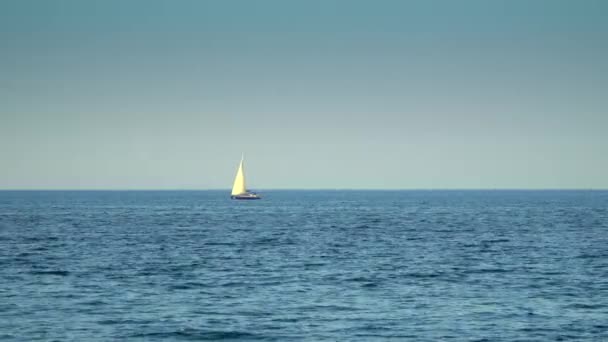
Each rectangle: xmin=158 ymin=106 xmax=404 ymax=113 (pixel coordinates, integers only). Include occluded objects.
xmin=231 ymin=155 xmax=261 ymax=200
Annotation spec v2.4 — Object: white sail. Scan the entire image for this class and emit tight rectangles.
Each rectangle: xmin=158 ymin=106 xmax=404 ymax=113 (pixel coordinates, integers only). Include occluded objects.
xmin=231 ymin=158 xmax=247 ymax=196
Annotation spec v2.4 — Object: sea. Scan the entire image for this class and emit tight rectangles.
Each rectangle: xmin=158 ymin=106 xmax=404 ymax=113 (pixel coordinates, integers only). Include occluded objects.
xmin=0 ymin=190 xmax=607 ymax=341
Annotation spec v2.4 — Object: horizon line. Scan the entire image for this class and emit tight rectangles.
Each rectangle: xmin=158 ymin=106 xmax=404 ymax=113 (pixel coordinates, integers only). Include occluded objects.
xmin=0 ymin=188 xmax=605 ymax=191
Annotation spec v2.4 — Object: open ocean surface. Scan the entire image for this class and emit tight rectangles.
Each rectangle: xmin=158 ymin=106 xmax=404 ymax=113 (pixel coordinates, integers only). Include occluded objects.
xmin=0 ymin=190 xmax=607 ymax=341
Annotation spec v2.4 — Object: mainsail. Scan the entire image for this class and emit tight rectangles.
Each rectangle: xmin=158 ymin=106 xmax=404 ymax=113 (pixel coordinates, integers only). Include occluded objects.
xmin=231 ymin=158 xmax=247 ymax=196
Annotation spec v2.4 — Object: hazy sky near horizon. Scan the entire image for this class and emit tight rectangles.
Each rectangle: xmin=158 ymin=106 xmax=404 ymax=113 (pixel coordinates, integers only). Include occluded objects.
xmin=1 ymin=0 xmax=607 ymax=189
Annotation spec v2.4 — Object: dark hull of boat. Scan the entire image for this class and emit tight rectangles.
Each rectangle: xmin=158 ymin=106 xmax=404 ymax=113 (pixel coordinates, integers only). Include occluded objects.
xmin=231 ymin=194 xmax=261 ymax=200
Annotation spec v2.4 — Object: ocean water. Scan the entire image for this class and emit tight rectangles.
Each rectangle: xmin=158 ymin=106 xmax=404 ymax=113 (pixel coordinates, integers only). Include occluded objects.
xmin=0 ymin=190 xmax=607 ymax=341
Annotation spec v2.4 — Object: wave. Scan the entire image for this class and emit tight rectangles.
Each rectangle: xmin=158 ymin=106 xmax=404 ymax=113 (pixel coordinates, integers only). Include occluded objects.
xmin=169 ymin=282 xmax=209 ymax=290
xmin=127 ymin=329 xmax=263 ymax=340
xmin=30 ymin=270 xmax=70 ymax=276
xmin=566 ymin=303 xmax=606 ymax=310
xmin=466 ymin=268 xmax=510 ymax=274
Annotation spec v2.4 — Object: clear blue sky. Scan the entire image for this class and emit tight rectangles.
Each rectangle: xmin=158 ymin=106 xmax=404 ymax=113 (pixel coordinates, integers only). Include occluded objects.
xmin=1 ymin=0 xmax=607 ymax=189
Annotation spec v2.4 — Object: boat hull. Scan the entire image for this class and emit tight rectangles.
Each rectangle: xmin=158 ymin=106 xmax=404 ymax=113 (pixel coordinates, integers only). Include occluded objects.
xmin=231 ymin=193 xmax=261 ymax=200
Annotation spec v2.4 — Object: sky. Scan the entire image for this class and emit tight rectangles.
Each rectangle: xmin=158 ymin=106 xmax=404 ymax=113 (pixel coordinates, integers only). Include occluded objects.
xmin=1 ymin=0 xmax=607 ymax=189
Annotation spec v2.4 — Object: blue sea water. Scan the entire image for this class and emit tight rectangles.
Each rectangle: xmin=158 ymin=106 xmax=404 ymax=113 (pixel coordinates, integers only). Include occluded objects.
xmin=0 ymin=190 xmax=607 ymax=341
